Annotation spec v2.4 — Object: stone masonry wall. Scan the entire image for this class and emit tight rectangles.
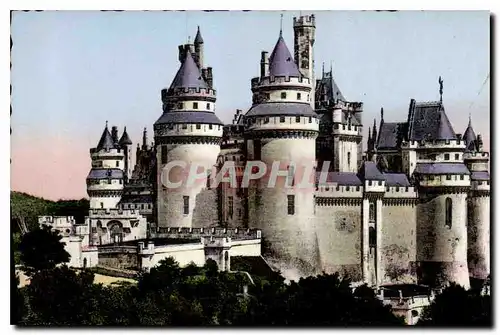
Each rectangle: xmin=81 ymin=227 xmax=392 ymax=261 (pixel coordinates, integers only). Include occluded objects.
xmin=381 ymin=202 xmax=417 ymax=284
xmin=315 ymin=202 xmax=362 ymax=281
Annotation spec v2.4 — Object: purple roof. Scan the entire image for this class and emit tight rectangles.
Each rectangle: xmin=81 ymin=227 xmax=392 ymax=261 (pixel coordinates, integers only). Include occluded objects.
xmin=169 ymin=52 xmax=208 ymax=90
xmin=408 ymin=101 xmax=456 ymax=141
xmin=268 ymin=35 xmax=302 ymax=77
xmin=358 ymin=161 xmax=385 ymax=180
xmin=414 ymin=163 xmax=470 ymax=175
xmin=383 ymin=173 xmax=410 ymax=187
xmin=377 ymin=122 xmax=407 ymax=149
xmin=471 ymin=171 xmax=489 ymax=181
xmin=154 ymin=111 xmax=223 ymax=125
xmin=87 ymin=168 xmax=124 ymax=180
xmin=245 ymin=102 xmax=317 ymax=117
xmin=118 ymin=127 xmax=132 ymax=146
xmin=96 ymin=125 xmax=115 ymax=151
xmin=316 ymin=172 xmax=362 ymax=186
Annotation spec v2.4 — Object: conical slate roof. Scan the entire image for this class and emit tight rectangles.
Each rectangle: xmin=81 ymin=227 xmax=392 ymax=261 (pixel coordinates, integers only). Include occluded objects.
xmin=169 ymin=52 xmax=208 ymax=90
xmin=118 ymin=127 xmax=133 ymax=146
xmin=463 ymin=117 xmax=477 ymax=151
xmin=194 ymin=26 xmax=204 ymax=44
xmin=268 ymin=35 xmax=302 ymax=77
xmin=408 ymin=102 xmax=456 ymax=141
xmin=96 ymin=123 xmax=114 ymax=151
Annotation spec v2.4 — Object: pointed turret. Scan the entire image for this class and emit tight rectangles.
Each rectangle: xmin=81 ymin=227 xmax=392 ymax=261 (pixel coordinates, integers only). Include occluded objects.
xmin=118 ymin=126 xmax=132 ymax=146
xmin=170 ymin=52 xmax=208 ymax=90
xmin=96 ymin=121 xmax=114 ymax=151
xmin=268 ymin=35 xmax=302 ymax=77
xmin=142 ymin=127 xmax=148 ymax=150
xmin=463 ymin=115 xmax=477 ymax=151
xmin=194 ymin=25 xmax=204 ymax=44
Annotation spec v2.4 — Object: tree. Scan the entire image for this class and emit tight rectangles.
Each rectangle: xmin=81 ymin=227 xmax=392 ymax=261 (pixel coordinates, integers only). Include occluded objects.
xmin=18 ymin=225 xmax=70 ymax=274
xmin=417 ymin=283 xmax=491 ymax=327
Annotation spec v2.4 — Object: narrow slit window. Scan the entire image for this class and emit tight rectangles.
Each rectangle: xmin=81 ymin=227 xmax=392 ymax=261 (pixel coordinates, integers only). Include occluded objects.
xmin=287 ymin=195 xmax=295 ymax=215
xmin=183 ymin=196 xmax=189 ymax=215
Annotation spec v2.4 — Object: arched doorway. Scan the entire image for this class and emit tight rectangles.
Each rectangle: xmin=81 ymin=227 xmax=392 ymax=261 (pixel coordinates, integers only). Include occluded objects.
xmin=108 ymin=221 xmax=124 ymax=244
xmin=83 ymin=258 xmax=87 ymax=268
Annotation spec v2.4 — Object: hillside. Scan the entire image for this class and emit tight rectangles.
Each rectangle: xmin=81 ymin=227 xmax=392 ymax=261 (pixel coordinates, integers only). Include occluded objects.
xmin=11 ymin=191 xmax=90 ymax=233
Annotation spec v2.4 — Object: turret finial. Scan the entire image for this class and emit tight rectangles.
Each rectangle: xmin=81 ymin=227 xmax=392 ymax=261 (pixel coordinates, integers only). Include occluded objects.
xmin=468 ymin=113 xmax=472 ymax=126
xmin=330 ymin=61 xmax=333 ymax=74
xmin=280 ymin=13 xmax=283 ymax=37
xmin=439 ymin=76 xmax=444 ymax=103
xmin=322 ymin=62 xmax=325 ymax=77
xmin=380 ymin=107 xmax=384 ymax=122
xmin=105 ymin=120 xmax=108 ymax=128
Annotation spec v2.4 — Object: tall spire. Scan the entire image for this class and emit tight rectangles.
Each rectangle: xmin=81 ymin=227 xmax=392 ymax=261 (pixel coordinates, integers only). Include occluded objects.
xmin=280 ymin=13 xmax=283 ymax=37
xmin=142 ymin=127 xmax=148 ymax=149
xmin=439 ymin=76 xmax=444 ymax=103
xmin=322 ymin=62 xmax=325 ymax=77
xmin=118 ymin=126 xmax=132 ymax=146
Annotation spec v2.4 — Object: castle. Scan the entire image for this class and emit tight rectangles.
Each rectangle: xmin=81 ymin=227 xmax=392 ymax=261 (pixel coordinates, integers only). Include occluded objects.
xmin=40 ymin=15 xmax=490 ymax=290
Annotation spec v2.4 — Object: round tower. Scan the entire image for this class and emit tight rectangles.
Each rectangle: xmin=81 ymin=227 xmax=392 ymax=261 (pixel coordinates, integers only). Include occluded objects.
xmin=412 ymin=102 xmax=470 ymax=289
xmin=87 ymin=122 xmax=125 ymax=209
xmin=245 ymin=32 xmax=319 ymax=280
xmin=154 ymin=52 xmax=223 ymax=228
xmin=463 ymin=118 xmax=490 ymax=282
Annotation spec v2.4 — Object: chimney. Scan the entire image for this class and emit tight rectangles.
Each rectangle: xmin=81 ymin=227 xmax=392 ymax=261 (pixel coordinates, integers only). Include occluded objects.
xmin=111 ymin=126 xmax=119 ymax=144
xmin=206 ymin=67 xmax=213 ymax=87
xmin=260 ymin=51 xmax=269 ymax=77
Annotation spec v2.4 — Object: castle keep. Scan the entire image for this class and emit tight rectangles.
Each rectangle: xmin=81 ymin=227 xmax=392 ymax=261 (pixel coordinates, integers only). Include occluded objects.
xmin=40 ymin=15 xmax=490 ymax=289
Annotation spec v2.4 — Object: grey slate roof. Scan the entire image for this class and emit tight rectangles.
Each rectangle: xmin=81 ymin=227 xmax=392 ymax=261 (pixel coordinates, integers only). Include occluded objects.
xmin=245 ymin=102 xmax=317 ymax=117
xmin=383 ymin=173 xmax=411 ymax=187
xmin=408 ymin=101 xmax=456 ymax=141
xmin=268 ymin=35 xmax=302 ymax=77
xmin=87 ymin=168 xmax=124 ymax=180
xmin=169 ymin=52 xmax=208 ymax=90
xmin=194 ymin=26 xmax=204 ymax=44
xmin=154 ymin=111 xmax=223 ymax=125
xmin=377 ymin=122 xmax=407 ymax=149
xmin=315 ymin=70 xmax=346 ymax=102
xmin=358 ymin=161 xmax=385 ymax=180
xmin=96 ymin=125 xmax=115 ymax=151
xmin=471 ymin=171 xmax=489 ymax=181
xmin=463 ymin=119 xmax=477 ymax=151
xmin=118 ymin=127 xmax=133 ymax=146
xmin=414 ymin=163 xmax=470 ymax=175
xmin=316 ymin=172 xmax=363 ymax=186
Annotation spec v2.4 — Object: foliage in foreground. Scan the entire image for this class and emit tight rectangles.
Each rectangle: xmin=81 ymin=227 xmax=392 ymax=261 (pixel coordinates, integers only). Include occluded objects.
xmin=13 ymin=258 xmax=404 ymax=327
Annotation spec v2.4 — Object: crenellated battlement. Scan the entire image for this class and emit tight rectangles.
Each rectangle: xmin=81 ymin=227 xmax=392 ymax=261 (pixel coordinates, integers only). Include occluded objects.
xmin=315 ymin=185 xmax=364 ymax=198
xmin=464 ymin=151 xmax=490 ymax=160
xmin=162 ymin=87 xmax=216 ymax=99
xmin=401 ymin=139 xmax=466 ymax=150
xmin=384 ymin=186 xmax=418 ymax=198
xmin=89 ymin=208 xmax=142 ymax=217
xmin=153 ymin=227 xmax=262 ymax=240
xmin=251 ymin=75 xmax=311 ymax=90
xmin=39 ymin=216 xmax=76 ymax=228
xmin=293 ymin=15 xmax=316 ymax=27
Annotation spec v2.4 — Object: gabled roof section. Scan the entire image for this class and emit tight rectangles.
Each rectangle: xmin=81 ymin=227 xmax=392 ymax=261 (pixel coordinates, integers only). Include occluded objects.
xmin=96 ymin=123 xmax=114 ymax=151
xmin=169 ymin=52 xmax=208 ymax=90
xmin=376 ymin=122 xmax=407 ymax=150
xmin=315 ymin=70 xmax=346 ymax=103
xmin=118 ymin=127 xmax=133 ymax=146
xmin=383 ymin=173 xmax=410 ymax=187
xmin=407 ymin=101 xmax=456 ymax=141
xmin=463 ymin=117 xmax=477 ymax=151
xmin=358 ymin=161 xmax=385 ymax=181
xmin=316 ymin=172 xmax=362 ymax=186
xmin=268 ymin=35 xmax=302 ymax=77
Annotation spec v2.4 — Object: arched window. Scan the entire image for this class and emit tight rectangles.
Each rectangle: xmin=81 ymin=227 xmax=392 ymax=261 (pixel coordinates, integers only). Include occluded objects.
xmin=83 ymin=258 xmax=87 ymax=268
xmin=445 ymin=197 xmax=452 ymax=228
xmin=347 ymin=152 xmax=351 ymax=169
xmin=369 ymin=203 xmax=375 ymax=222
xmin=224 ymin=251 xmax=229 ymax=271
